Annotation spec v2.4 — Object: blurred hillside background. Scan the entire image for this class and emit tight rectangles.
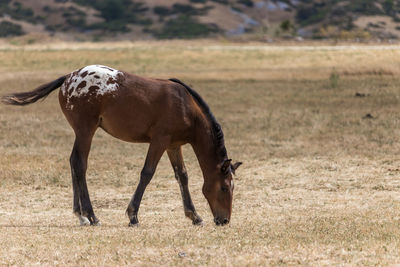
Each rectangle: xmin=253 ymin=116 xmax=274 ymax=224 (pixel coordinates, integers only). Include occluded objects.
xmin=0 ymin=0 xmax=400 ymax=41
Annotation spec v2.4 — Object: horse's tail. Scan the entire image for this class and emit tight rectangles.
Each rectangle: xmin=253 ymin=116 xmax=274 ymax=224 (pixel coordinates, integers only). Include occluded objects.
xmin=2 ymin=75 xmax=67 ymax=106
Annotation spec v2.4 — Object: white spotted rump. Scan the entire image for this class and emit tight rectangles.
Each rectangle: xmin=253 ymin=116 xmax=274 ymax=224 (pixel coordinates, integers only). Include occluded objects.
xmin=61 ymin=65 xmax=123 ymax=106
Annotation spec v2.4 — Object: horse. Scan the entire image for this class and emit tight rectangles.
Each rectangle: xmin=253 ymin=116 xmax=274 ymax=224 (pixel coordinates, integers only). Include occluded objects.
xmin=2 ymin=65 xmax=242 ymax=226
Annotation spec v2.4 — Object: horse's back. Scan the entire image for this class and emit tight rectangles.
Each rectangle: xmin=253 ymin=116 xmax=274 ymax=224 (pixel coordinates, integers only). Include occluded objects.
xmin=59 ymin=65 xmax=195 ymax=144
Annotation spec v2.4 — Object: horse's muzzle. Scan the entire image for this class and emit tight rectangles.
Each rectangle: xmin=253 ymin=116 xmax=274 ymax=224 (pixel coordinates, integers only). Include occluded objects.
xmin=214 ymin=217 xmax=229 ymax=226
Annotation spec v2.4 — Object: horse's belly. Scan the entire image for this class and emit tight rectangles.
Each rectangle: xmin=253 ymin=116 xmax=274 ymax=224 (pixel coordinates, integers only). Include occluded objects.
xmin=98 ymin=93 xmax=161 ymax=143
xmin=98 ymin=111 xmax=152 ymax=143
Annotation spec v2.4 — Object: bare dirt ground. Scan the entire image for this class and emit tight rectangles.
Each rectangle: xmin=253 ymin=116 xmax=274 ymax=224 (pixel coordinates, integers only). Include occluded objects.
xmin=1 ymin=41 xmax=400 ymax=266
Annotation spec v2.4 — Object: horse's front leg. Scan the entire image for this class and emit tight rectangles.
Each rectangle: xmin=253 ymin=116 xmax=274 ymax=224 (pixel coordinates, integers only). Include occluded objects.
xmin=126 ymin=139 xmax=166 ymax=226
xmin=167 ymin=147 xmax=203 ymax=225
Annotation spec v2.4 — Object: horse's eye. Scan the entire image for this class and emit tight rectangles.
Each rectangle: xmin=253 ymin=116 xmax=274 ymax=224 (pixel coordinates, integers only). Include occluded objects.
xmin=221 ymin=186 xmax=229 ymax=193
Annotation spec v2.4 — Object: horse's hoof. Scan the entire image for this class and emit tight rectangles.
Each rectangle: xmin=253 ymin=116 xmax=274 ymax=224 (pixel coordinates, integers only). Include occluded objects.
xmin=128 ymin=215 xmax=139 ymax=227
xmin=128 ymin=222 xmax=139 ymax=227
xmin=91 ymin=220 xmax=101 ymax=226
xmin=192 ymin=218 xmax=203 ymax=226
xmin=79 ymin=216 xmax=91 ymax=226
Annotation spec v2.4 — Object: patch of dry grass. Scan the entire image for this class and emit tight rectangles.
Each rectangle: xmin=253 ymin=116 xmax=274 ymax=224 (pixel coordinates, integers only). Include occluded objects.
xmin=1 ymin=41 xmax=400 ymax=265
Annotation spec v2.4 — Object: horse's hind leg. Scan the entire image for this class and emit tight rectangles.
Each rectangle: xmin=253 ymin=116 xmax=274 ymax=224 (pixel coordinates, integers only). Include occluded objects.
xmin=71 ymin=170 xmax=86 ymax=225
xmin=70 ymin=127 xmax=99 ymax=226
xmin=167 ymin=147 xmax=203 ymax=225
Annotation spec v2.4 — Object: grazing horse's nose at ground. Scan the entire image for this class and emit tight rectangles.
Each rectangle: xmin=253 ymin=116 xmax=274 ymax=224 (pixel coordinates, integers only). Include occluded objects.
xmin=214 ymin=217 xmax=230 ymax=226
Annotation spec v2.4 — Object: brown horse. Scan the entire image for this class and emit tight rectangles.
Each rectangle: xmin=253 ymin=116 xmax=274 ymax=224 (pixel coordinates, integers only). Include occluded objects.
xmin=2 ymin=65 xmax=241 ymax=226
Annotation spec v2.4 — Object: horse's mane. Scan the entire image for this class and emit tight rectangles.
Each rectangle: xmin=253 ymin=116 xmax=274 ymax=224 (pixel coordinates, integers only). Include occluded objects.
xmin=169 ymin=78 xmax=227 ymax=160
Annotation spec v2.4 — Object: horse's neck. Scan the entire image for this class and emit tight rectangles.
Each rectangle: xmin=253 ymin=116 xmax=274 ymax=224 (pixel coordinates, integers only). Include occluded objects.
xmin=190 ymin=119 xmax=220 ymax=174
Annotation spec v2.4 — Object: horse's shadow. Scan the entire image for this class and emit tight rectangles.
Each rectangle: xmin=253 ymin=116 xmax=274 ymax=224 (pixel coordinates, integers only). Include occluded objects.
xmin=0 ymin=223 xmax=127 ymax=228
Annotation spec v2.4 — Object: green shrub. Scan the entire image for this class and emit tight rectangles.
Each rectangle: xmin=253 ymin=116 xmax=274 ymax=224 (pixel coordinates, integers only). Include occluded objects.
xmin=0 ymin=21 xmax=25 ymax=37
xmin=383 ymin=0 xmax=394 ymax=15
xmin=72 ymin=0 xmax=150 ymax=32
xmin=45 ymin=25 xmax=56 ymax=32
xmin=172 ymin=4 xmax=200 ymax=15
xmin=295 ymin=0 xmax=384 ymax=28
xmin=0 ymin=0 xmax=11 ymax=6
xmin=210 ymin=0 xmax=228 ymax=4
xmin=88 ymin=21 xmax=130 ymax=33
xmin=349 ymin=0 xmax=383 ymax=15
xmin=238 ymin=0 xmax=254 ymax=7
xmin=4 ymin=2 xmax=37 ymax=23
xmin=66 ymin=17 xmax=86 ymax=28
xmin=153 ymin=3 xmax=211 ymax=19
xmin=280 ymin=20 xmax=293 ymax=32
xmin=296 ymin=5 xmax=328 ymax=26
xmin=153 ymin=15 xmax=219 ymax=39
xmin=153 ymin=6 xmax=171 ymax=16
xmin=42 ymin=6 xmax=51 ymax=12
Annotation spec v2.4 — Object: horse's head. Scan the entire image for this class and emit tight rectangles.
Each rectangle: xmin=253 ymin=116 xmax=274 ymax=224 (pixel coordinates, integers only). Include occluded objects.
xmin=202 ymin=159 xmax=242 ymax=226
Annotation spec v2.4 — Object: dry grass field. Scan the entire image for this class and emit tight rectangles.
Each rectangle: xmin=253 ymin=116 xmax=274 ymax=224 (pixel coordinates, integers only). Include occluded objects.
xmin=1 ymin=41 xmax=400 ymax=265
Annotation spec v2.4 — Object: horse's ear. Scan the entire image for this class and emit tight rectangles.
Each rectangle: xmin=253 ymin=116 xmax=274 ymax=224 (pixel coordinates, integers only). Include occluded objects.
xmin=220 ymin=159 xmax=232 ymax=174
xmin=231 ymin=162 xmax=242 ymax=175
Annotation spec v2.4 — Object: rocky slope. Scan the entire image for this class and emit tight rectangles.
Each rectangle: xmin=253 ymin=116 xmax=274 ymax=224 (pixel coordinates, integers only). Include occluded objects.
xmin=0 ymin=0 xmax=399 ymax=40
